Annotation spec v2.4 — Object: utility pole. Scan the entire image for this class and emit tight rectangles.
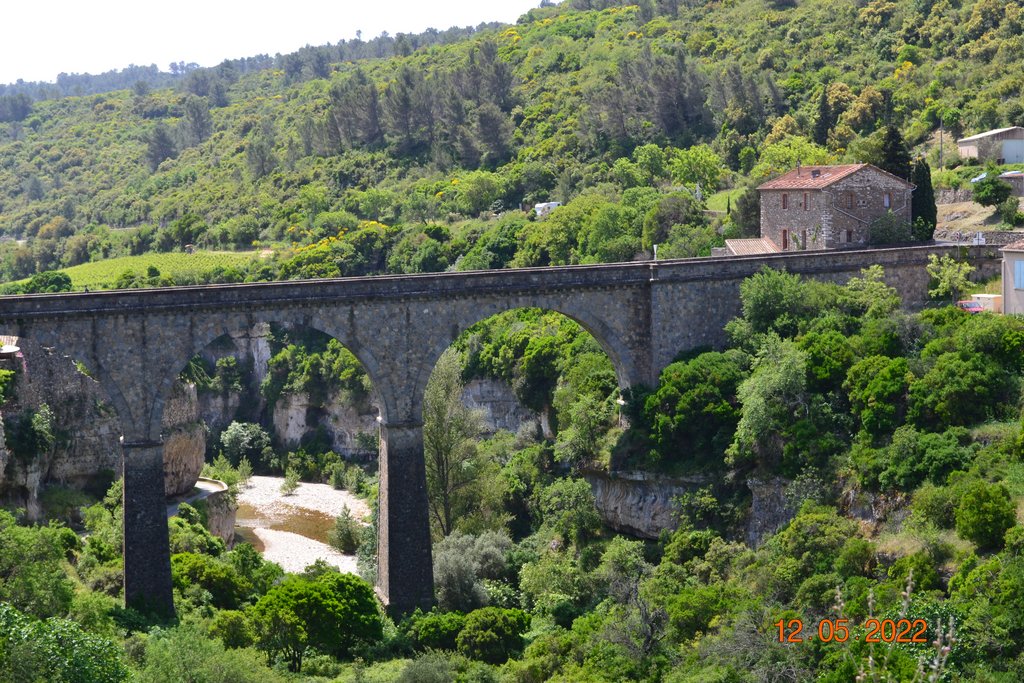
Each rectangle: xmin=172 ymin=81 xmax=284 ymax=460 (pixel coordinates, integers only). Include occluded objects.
xmin=939 ymin=124 xmax=944 ymax=170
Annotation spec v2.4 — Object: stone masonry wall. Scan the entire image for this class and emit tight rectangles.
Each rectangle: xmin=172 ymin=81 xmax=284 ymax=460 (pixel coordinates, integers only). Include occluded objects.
xmin=760 ymin=169 xmax=913 ymax=251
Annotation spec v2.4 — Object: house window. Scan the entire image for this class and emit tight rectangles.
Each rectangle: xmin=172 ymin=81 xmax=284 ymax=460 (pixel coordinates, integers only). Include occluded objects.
xmin=842 ymin=192 xmax=854 ymax=209
xmin=801 ymin=229 xmax=807 ymax=249
xmin=1015 ymin=260 xmax=1024 ymax=289
xmin=883 ymin=192 xmax=892 ymax=208
xmin=782 ymin=229 xmax=789 ymax=250
xmin=846 ymin=229 xmax=853 ymax=243
xmin=803 ymin=192 xmax=809 ymax=210
xmin=782 ymin=193 xmax=789 ymax=209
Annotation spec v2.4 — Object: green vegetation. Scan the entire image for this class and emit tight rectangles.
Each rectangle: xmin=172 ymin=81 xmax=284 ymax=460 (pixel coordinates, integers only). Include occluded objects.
xmin=6 ymin=0 xmax=1024 ymax=679
xmin=2 ymin=0 xmax=990 ymax=289
xmin=4 ymin=262 xmax=1024 ymax=680
xmin=5 ymin=251 xmax=265 ymax=291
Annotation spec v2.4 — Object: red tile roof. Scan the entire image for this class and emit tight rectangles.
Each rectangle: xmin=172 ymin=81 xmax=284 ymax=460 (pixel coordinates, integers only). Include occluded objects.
xmin=757 ymin=163 xmax=913 ymax=191
xmin=1001 ymin=239 xmax=1024 ymax=251
xmin=725 ymin=238 xmax=779 ymax=256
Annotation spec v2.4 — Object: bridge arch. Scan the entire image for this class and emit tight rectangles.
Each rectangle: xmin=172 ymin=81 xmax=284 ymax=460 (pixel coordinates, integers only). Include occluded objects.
xmin=149 ymin=310 xmax=390 ymax=444
xmin=407 ymin=292 xmax=649 ymax=425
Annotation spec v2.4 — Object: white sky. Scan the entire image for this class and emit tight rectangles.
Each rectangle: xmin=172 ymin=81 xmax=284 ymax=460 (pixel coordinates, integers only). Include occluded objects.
xmin=1 ymin=0 xmax=542 ymax=85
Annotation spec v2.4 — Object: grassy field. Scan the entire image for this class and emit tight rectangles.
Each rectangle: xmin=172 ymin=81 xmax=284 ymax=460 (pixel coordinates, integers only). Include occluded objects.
xmin=705 ymin=188 xmax=743 ymax=213
xmin=34 ymin=251 xmax=265 ymax=289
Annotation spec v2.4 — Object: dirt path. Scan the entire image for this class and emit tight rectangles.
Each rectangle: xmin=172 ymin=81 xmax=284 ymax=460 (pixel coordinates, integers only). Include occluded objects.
xmin=235 ymin=476 xmax=371 ymax=575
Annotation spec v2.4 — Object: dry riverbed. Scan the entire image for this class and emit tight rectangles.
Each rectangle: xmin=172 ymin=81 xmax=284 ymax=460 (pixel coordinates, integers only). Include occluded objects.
xmin=235 ymin=475 xmax=371 ymax=575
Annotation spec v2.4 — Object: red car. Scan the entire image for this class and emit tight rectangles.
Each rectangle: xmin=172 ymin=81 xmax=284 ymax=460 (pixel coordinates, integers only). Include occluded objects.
xmin=957 ymin=300 xmax=984 ymax=314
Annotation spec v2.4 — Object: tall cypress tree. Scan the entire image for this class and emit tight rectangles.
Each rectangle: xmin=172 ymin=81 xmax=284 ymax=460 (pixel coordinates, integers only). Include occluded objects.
xmin=879 ymin=123 xmax=912 ymax=180
xmin=813 ymin=85 xmax=831 ymax=146
xmin=911 ymin=158 xmax=937 ymax=241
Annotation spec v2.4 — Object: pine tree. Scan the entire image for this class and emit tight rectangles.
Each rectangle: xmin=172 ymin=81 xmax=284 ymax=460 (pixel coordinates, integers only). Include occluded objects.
xmin=146 ymin=122 xmax=176 ymax=171
xmin=910 ymin=158 xmax=937 ymax=240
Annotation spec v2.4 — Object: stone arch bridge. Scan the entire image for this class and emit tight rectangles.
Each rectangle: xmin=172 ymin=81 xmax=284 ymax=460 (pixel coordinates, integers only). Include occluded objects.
xmin=0 ymin=245 xmax=993 ymax=616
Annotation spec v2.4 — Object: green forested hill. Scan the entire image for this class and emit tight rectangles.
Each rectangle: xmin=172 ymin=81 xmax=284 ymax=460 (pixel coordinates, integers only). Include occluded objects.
xmin=1 ymin=0 xmax=1020 ymax=287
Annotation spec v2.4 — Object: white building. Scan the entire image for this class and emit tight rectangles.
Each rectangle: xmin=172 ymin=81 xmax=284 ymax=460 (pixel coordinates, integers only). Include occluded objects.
xmin=533 ymin=202 xmax=562 ymax=219
xmin=957 ymin=127 xmax=1024 ymax=164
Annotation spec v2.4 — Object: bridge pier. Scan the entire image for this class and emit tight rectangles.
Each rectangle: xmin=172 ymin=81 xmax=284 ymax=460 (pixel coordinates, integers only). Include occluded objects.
xmin=121 ymin=438 xmax=175 ymax=619
xmin=376 ymin=420 xmax=434 ymax=616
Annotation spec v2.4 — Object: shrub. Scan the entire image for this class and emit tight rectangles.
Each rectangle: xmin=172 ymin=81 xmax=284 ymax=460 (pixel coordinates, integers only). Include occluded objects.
xmin=796 ymin=572 xmax=842 ymax=614
xmin=539 ymin=478 xmax=601 ymax=547
xmin=911 ymin=482 xmax=956 ymax=529
xmin=328 ymin=505 xmax=363 ymax=554
xmin=396 ymin=651 xmax=497 ymax=683
xmin=887 ymin=552 xmax=941 ymax=592
xmin=974 ymin=175 xmax=1013 ymax=207
xmin=168 ymin=503 xmax=225 ymax=556
xmin=433 ymin=531 xmax=513 ymax=612
xmin=220 ymin=421 xmax=271 ymax=468
xmin=170 ymin=552 xmax=250 ymax=609
xmin=405 ymin=609 xmax=467 ymax=651
xmin=139 ymin=623 xmax=285 ymax=683
xmin=868 ymin=211 xmax=912 ymax=244
xmin=456 ymin=607 xmax=530 ymax=664
xmin=208 ymin=609 xmax=253 ymax=648
xmin=0 ymin=509 xmax=75 ymax=618
xmin=834 ymin=537 xmax=876 ymax=578
xmin=0 ymin=368 xmax=15 ymax=402
xmin=0 ymin=602 xmax=129 ymax=683
xmin=955 ymin=481 xmax=1016 ymax=551
xmin=997 ymin=197 xmax=1023 ymax=226
xmin=280 ymin=468 xmax=300 ymax=495
xmin=23 ymin=271 xmax=72 ymax=294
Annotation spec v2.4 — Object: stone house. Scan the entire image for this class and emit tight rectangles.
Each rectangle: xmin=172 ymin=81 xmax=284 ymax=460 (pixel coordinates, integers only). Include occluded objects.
xmin=957 ymin=126 xmax=1024 ymax=164
xmin=1001 ymin=239 xmax=1024 ymax=314
xmin=757 ymin=163 xmax=915 ymax=251
xmin=999 ymin=170 xmax=1024 ymax=197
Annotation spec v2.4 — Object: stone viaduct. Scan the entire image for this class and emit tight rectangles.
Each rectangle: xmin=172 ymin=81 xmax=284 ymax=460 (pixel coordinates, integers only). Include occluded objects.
xmin=0 ymin=244 xmax=999 ymax=616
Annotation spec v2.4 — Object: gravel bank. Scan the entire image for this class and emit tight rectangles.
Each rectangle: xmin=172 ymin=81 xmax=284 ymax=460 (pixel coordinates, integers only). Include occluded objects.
xmin=236 ymin=475 xmax=371 ymax=575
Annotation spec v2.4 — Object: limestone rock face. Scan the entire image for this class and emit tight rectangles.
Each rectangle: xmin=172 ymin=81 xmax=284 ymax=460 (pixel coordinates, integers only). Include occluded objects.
xmin=272 ymin=391 xmax=379 ymax=458
xmin=198 ymin=392 xmax=242 ymax=443
xmin=197 ymin=322 xmax=271 ymax=440
xmin=461 ymin=379 xmax=539 ymax=436
xmin=0 ymin=338 xmax=205 ymax=517
xmin=585 ymin=470 xmax=709 ymax=539
xmin=162 ymin=381 xmax=206 ymax=498
xmin=745 ymin=477 xmax=796 ymax=548
xmin=0 ymin=339 xmax=122 ymax=519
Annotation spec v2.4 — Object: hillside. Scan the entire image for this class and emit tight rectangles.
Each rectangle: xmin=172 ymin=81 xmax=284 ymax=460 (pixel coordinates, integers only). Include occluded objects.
xmin=1 ymin=0 xmax=1021 ymax=288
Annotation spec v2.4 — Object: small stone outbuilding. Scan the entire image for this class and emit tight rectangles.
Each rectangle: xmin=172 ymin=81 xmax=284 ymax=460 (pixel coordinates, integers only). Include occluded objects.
xmin=757 ymin=163 xmax=914 ymax=251
xmin=999 ymin=171 xmax=1024 ymax=197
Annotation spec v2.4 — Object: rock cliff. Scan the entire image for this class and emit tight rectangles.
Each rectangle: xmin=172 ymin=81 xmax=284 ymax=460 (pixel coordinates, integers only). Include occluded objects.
xmin=584 ymin=470 xmax=711 ymax=539
xmin=162 ymin=381 xmax=206 ymax=498
xmin=461 ymin=379 xmax=539 ymax=436
xmin=197 ymin=323 xmax=271 ymax=439
xmin=272 ymin=391 xmax=379 ymax=458
xmin=745 ymin=477 xmax=796 ymax=547
xmin=0 ymin=338 xmax=205 ymax=518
